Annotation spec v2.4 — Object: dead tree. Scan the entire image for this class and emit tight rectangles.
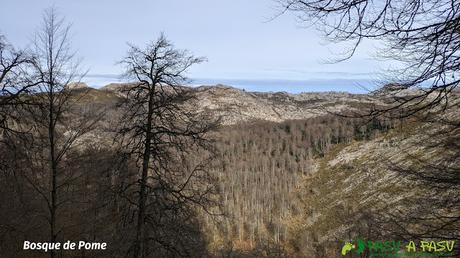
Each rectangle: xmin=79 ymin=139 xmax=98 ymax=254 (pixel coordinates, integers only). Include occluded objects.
xmin=118 ymin=34 xmax=219 ymax=257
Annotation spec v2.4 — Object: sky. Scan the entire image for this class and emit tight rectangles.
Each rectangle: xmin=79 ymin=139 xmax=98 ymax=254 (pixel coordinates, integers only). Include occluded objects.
xmin=0 ymin=0 xmax=388 ymax=93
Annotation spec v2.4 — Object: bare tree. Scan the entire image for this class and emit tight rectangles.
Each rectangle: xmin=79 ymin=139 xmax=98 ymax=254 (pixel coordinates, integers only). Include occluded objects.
xmin=118 ymin=34 xmax=219 ymax=257
xmin=15 ymin=8 xmax=97 ymax=258
xmin=279 ymin=0 xmax=460 ymax=118
xmin=0 ymin=35 xmax=34 ymax=182
xmin=0 ymin=35 xmax=36 ymax=132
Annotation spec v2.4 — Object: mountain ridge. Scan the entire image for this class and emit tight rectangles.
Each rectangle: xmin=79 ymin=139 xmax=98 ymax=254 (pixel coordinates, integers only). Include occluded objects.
xmin=76 ymin=82 xmax=380 ymax=125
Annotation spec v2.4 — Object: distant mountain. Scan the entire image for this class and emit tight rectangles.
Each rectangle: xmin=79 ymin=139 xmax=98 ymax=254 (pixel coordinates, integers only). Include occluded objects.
xmin=81 ymin=83 xmax=381 ymax=125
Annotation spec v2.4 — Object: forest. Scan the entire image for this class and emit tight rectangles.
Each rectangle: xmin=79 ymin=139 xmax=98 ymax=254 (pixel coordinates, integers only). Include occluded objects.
xmin=0 ymin=81 xmax=394 ymax=257
xmin=1 ymin=0 xmax=460 ymax=257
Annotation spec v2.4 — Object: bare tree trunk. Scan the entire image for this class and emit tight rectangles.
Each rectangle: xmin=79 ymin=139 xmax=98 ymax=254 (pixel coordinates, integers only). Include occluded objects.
xmin=134 ymin=89 xmax=154 ymax=258
xmin=48 ymin=88 xmax=57 ymax=258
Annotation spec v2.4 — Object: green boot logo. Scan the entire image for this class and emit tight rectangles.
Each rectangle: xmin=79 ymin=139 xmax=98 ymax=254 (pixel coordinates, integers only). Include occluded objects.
xmin=341 ymin=242 xmax=356 ymax=255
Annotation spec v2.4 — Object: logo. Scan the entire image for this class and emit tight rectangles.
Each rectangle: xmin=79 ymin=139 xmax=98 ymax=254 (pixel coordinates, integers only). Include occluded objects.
xmin=341 ymin=242 xmax=355 ymax=255
xmin=340 ymin=239 xmax=456 ymax=257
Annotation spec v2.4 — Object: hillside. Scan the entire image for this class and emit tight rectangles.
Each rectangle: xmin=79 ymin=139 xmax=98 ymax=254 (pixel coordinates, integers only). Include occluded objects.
xmin=1 ymin=83 xmax=458 ymax=257
xmin=69 ymin=83 xmax=459 ymax=257
xmin=287 ymin=108 xmax=460 ymax=257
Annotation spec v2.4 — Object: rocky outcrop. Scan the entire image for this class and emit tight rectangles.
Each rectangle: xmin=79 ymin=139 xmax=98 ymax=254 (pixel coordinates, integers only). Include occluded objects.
xmin=66 ymin=82 xmax=89 ymax=90
xmin=92 ymin=83 xmax=381 ymax=125
xmin=180 ymin=84 xmax=378 ymax=125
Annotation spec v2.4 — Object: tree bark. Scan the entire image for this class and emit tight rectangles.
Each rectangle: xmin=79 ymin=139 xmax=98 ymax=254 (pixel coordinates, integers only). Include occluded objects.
xmin=134 ymin=87 xmax=154 ymax=258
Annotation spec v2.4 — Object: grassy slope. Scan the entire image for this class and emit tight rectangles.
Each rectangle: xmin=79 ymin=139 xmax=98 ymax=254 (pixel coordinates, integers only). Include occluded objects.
xmin=287 ymin=114 xmax=460 ymax=257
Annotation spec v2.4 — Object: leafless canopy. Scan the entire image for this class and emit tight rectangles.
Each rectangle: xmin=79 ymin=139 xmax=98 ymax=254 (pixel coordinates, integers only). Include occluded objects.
xmin=280 ymin=0 xmax=460 ymax=117
xmin=17 ymin=8 xmax=93 ymax=258
xmin=0 ymin=35 xmax=36 ymax=132
xmin=118 ymin=34 xmax=218 ymax=257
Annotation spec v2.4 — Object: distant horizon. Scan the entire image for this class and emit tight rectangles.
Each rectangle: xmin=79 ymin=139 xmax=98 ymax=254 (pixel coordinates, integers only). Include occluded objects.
xmin=82 ymin=74 xmax=379 ymax=94
xmin=0 ymin=0 xmax=390 ymax=93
